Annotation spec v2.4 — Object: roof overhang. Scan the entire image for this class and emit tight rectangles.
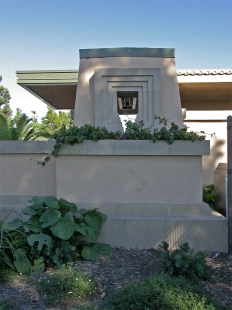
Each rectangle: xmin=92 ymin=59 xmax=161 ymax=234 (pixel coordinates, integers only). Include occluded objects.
xmin=177 ymin=69 xmax=232 ymax=110
xmin=16 ymin=69 xmax=232 ymax=110
xmin=16 ymin=70 xmax=78 ymax=109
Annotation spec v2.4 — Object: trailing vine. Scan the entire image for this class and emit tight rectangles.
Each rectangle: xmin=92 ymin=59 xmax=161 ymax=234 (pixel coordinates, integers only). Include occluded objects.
xmin=35 ymin=115 xmax=207 ymax=166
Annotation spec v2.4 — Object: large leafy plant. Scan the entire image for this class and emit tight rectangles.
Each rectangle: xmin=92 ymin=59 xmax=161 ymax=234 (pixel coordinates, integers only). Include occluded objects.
xmin=20 ymin=196 xmax=111 ymax=269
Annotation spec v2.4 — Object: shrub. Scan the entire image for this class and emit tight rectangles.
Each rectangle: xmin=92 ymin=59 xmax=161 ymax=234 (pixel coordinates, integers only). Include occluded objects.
xmin=155 ymin=241 xmax=212 ymax=282
xmin=203 ymin=184 xmax=215 ymax=209
xmin=38 ymin=263 xmax=96 ymax=305
xmin=105 ymin=273 xmax=227 ymax=310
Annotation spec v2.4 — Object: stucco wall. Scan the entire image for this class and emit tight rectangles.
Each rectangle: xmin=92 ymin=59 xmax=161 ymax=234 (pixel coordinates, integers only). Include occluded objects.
xmin=0 ymin=141 xmax=56 ymax=211
xmin=0 ymin=140 xmax=228 ymax=251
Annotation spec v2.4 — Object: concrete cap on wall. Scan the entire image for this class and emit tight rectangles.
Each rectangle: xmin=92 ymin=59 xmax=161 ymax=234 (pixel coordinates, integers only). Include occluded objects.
xmin=79 ymin=47 xmax=175 ymax=59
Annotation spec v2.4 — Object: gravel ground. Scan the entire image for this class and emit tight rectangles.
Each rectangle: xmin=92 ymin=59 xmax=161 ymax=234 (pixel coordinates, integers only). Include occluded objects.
xmin=0 ymin=248 xmax=232 ymax=309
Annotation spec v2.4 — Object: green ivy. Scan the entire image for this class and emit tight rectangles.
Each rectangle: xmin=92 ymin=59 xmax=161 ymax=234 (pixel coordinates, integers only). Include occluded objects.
xmin=52 ymin=123 xmax=122 ymax=157
xmin=37 ymin=115 xmax=206 ymax=166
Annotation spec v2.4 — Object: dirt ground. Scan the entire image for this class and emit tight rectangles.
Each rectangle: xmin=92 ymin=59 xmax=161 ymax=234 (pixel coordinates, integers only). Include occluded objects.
xmin=0 ymin=248 xmax=232 ymax=310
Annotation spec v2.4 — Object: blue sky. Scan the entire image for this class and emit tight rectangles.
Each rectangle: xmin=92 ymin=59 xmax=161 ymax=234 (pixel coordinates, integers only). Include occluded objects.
xmin=0 ymin=0 xmax=232 ymax=119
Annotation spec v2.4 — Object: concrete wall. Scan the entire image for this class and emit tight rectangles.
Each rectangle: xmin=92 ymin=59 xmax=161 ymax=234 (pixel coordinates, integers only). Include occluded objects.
xmin=0 ymin=140 xmax=228 ymax=252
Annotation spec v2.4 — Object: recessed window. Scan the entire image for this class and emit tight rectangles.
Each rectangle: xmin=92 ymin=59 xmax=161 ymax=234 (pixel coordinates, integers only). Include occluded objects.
xmin=117 ymin=91 xmax=138 ymax=115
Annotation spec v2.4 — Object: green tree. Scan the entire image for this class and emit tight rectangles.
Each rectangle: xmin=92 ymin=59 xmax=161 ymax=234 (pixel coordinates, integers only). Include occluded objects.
xmin=35 ymin=106 xmax=73 ymax=138
xmin=0 ymin=80 xmax=36 ymax=140
xmin=0 ymin=113 xmax=36 ymax=140
xmin=0 ymin=79 xmax=73 ymax=140
xmin=0 ymin=81 xmax=12 ymax=119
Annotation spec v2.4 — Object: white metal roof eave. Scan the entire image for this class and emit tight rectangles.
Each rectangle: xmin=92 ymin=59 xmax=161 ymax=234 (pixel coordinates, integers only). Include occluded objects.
xmin=177 ymin=69 xmax=232 ymax=83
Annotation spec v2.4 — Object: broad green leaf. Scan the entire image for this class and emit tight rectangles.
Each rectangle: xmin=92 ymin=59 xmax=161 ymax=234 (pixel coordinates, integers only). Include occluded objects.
xmin=24 ymin=217 xmax=42 ymax=233
xmin=24 ymin=226 xmax=41 ymax=233
xmin=14 ymin=249 xmax=31 ymax=274
xmin=85 ymin=226 xmax=98 ymax=241
xmin=78 ymin=208 xmax=91 ymax=216
xmin=49 ymin=212 xmax=76 ymax=240
xmin=98 ymin=212 xmax=107 ymax=223
xmin=27 ymin=196 xmax=46 ymax=209
xmin=81 ymin=246 xmax=99 ymax=261
xmin=59 ymin=198 xmax=77 ymax=211
xmin=84 ymin=213 xmax=102 ymax=235
xmin=22 ymin=206 xmax=38 ymax=216
xmin=27 ymin=196 xmax=59 ymax=210
xmin=43 ymin=196 xmax=60 ymax=209
xmin=76 ymin=223 xmax=88 ymax=236
xmin=28 ymin=196 xmax=45 ymax=205
xmin=40 ymin=208 xmax=61 ymax=228
xmin=2 ymin=218 xmax=23 ymax=230
xmin=27 ymin=233 xmax=52 ymax=251
xmin=78 ymin=208 xmax=107 ymax=223
xmin=91 ymin=243 xmax=113 ymax=255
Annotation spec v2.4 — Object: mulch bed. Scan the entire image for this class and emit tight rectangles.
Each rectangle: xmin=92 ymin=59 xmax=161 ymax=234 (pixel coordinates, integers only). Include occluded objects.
xmin=0 ymin=248 xmax=232 ymax=309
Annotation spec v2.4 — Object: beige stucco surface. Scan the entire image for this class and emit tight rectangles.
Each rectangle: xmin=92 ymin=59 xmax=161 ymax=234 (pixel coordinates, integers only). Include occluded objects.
xmin=184 ymin=121 xmax=227 ymax=184
xmin=56 ymin=155 xmax=202 ymax=204
xmin=0 ymin=140 xmax=228 ymax=252
xmin=0 ymin=154 xmax=56 ymax=196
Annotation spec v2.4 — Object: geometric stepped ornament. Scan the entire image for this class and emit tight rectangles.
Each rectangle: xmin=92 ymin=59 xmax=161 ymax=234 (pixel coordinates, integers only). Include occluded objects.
xmin=74 ymin=47 xmax=183 ymax=131
xmin=91 ymin=68 xmax=161 ymax=132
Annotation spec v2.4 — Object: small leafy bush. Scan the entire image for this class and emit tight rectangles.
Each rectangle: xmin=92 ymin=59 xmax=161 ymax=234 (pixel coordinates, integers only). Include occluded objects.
xmin=155 ymin=241 xmax=212 ymax=282
xmin=203 ymin=184 xmax=215 ymax=209
xmin=105 ymin=273 xmax=226 ymax=310
xmin=38 ymin=263 xmax=96 ymax=305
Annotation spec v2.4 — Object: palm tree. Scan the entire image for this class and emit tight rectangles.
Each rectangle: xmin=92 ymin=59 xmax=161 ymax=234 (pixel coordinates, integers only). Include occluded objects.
xmin=0 ymin=113 xmax=36 ymax=140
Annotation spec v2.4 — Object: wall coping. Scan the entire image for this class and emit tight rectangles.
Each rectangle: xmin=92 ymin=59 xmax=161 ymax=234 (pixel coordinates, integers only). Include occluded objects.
xmin=0 ymin=141 xmax=55 ymax=154
xmin=0 ymin=140 xmax=210 ymax=156
xmin=80 ymin=47 xmax=175 ymax=59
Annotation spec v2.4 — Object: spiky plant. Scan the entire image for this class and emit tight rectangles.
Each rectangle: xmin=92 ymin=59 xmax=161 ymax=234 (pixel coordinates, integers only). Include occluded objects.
xmin=0 ymin=113 xmax=36 ymax=140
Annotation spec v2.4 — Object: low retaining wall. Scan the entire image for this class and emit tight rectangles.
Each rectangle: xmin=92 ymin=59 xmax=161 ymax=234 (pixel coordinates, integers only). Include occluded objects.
xmin=0 ymin=140 xmax=228 ymax=252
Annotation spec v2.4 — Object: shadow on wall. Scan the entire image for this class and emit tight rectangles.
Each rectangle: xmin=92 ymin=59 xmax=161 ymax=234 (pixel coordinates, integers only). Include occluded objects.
xmin=202 ymin=139 xmax=225 ymax=185
xmin=164 ymin=220 xmax=226 ymax=251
